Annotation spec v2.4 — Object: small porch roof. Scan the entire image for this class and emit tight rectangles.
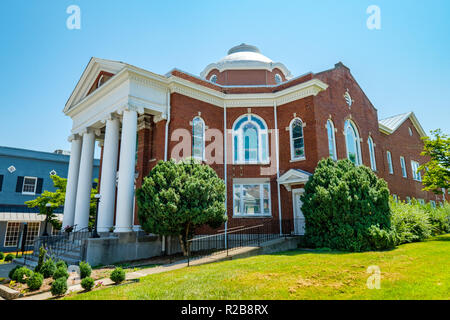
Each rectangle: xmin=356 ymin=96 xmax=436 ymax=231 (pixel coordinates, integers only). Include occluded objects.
xmin=278 ymin=169 xmax=312 ymax=191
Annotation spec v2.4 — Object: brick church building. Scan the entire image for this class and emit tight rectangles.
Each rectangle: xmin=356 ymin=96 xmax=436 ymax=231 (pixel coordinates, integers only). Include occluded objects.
xmin=62 ymin=43 xmax=444 ymax=236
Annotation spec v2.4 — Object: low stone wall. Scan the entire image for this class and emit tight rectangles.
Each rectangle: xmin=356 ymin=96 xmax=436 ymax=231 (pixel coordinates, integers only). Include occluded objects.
xmin=82 ymin=232 xmax=162 ymax=266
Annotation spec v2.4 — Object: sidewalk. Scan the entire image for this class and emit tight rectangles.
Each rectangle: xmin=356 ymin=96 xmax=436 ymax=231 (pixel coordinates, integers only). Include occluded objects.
xmin=16 ymin=245 xmax=260 ymax=300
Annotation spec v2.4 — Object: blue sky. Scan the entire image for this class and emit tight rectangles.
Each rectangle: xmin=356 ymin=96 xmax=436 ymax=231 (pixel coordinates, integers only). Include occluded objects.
xmin=0 ymin=0 xmax=449 ymax=155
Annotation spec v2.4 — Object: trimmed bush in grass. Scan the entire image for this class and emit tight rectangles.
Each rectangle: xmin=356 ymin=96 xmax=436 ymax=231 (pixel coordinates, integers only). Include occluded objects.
xmin=13 ymin=267 xmax=33 ymax=284
xmin=53 ymin=266 xmax=69 ymax=280
xmin=9 ymin=265 xmax=20 ymax=280
xmin=81 ymin=277 xmax=95 ymax=291
xmin=110 ymin=267 xmax=126 ymax=284
xmin=51 ymin=277 xmax=68 ymax=296
xmin=391 ymin=199 xmax=432 ymax=243
xmin=4 ymin=254 xmax=14 ymax=262
xmin=79 ymin=261 xmax=92 ymax=279
xmin=27 ymin=272 xmax=43 ymax=291
xmin=40 ymin=259 xmax=56 ymax=278
xmin=301 ymin=158 xmax=393 ymax=252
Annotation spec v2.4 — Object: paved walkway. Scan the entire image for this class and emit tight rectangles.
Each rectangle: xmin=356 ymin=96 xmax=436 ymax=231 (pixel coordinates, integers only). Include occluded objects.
xmin=0 ymin=263 xmax=18 ymax=279
xmin=17 ymin=246 xmax=259 ymax=300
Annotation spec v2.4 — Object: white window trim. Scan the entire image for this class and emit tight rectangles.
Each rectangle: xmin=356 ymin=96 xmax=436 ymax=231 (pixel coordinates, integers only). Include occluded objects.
xmin=400 ymin=156 xmax=407 ymax=178
xmin=232 ymin=182 xmax=272 ymax=218
xmin=232 ymin=114 xmax=269 ymax=165
xmin=4 ymin=222 xmax=20 ymax=247
xmin=411 ymin=160 xmax=422 ymax=181
xmin=289 ymin=117 xmax=306 ymax=161
xmin=387 ymin=151 xmax=393 ymax=174
xmin=22 ymin=176 xmax=38 ymax=195
xmin=327 ymin=120 xmax=337 ymax=161
xmin=192 ymin=116 xmax=205 ymax=161
xmin=344 ymin=120 xmax=362 ymax=166
xmin=25 ymin=222 xmax=41 ymax=246
xmin=367 ymin=136 xmax=377 ymax=171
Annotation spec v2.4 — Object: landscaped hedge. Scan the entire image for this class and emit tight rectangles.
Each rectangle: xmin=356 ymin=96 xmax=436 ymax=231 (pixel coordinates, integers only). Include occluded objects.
xmin=301 ymin=158 xmax=392 ymax=252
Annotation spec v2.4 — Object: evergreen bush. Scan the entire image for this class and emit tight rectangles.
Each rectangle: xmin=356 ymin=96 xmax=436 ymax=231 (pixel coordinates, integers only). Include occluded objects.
xmin=81 ymin=277 xmax=95 ymax=291
xmin=27 ymin=272 xmax=43 ymax=291
xmin=110 ymin=267 xmax=126 ymax=284
xmin=79 ymin=261 xmax=92 ymax=279
xmin=53 ymin=266 xmax=69 ymax=280
xmin=40 ymin=259 xmax=56 ymax=278
xmin=50 ymin=277 xmax=67 ymax=296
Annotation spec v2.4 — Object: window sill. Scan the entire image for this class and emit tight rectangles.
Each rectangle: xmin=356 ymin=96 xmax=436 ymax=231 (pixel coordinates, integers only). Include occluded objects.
xmin=233 ymin=162 xmax=270 ymax=165
xmin=22 ymin=192 xmax=36 ymax=196
xmin=232 ymin=214 xmax=272 ymax=218
xmin=290 ymin=157 xmax=306 ymax=163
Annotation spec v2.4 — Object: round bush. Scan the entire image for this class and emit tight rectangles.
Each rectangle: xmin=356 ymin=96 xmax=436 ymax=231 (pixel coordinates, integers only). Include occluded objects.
xmin=4 ymin=254 xmax=14 ymax=262
xmin=27 ymin=272 xmax=43 ymax=291
xmin=50 ymin=277 xmax=68 ymax=296
xmin=9 ymin=265 xmax=21 ymax=280
xmin=40 ymin=259 xmax=56 ymax=278
xmin=13 ymin=267 xmax=33 ymax=284
xmin=53 ymin=266 xmax=69 ymax=280
xmin=0 ymin=252 xmax=4 ymax=260
xmin=81 ymin=277 xmax=95 ymax=291
xmin=110 ymin=267 xmax=126 ymax=284
xmin=301 ymin=158 xmax=392 ymax=252
xmin=79 ymin=261 xmax=92 ymax=279
xmin=55 ymin=260 xmax=68 ymax=270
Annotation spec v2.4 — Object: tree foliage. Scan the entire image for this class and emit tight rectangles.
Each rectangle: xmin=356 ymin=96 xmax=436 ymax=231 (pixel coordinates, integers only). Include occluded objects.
xmin=136 ymin=159 xmax=226 ymax=256
xmin=419 ymin=129 xmax=450 ymax=194
xmin=301 ymin=158 xmax=392 ymax=252
xmin=25 ymin=175 xmax=99 ymax=230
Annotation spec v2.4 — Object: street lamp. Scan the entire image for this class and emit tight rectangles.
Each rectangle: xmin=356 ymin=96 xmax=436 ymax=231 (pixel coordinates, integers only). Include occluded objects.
xmin=92 ymin=194 xmax=101 ymax=238
xmin=43 ymin=203 xmax=52 ymax=236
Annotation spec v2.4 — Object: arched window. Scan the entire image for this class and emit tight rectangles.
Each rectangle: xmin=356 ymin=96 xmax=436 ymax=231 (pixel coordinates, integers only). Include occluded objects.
xmin=326 ymin=120 xmax=337 ymax=160
xmin=232 ymin=114 xmax=268 ymax=163
xmin=192 ymin=116 xmax=205 ymax=160
xmin=275 ymin=74 xmax=282 ymax=84
xmin=344 ymin=120 xmax=362 ymax=165
xmin=367 ymin=136 xmax=377 ymax=171
xmin=290 ymin=118 xmax=305 ymax=160
xmin=209 ymin=75 xmax=217 ymax=83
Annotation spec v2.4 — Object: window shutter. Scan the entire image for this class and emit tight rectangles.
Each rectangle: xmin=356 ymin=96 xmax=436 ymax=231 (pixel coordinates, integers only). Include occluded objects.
xmin=0 ymin=175 xmax=3 ymax=192
xmin=36 ymin=178 xmax=44 ymax=194
xmin=16 ymin=176 xmax=24 ymax=192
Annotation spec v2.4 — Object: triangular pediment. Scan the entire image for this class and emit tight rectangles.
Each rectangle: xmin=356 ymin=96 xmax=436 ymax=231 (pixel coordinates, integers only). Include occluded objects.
xmin=64 ymin=57 xmax=126 ymax=113
xmin=278 ymin=169 xmax=312 ymax=184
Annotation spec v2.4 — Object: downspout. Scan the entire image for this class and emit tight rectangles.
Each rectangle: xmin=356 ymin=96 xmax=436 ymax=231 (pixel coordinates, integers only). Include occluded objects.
xmin=223 ymin=102 xmax=228 ymax=249
xmin=162 ymin=90 xmax=171 ymax=254
xmin=274 ymin=101 xmax=283 ymax=235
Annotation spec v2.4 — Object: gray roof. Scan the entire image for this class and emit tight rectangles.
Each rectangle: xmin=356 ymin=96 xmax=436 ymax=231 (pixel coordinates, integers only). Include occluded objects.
xmin=379 ymin=112 xmax=412 ymax=131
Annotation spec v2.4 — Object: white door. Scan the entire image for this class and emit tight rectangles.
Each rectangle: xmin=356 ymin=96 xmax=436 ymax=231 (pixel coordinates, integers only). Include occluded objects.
xmin=292 ymin=189 xmax=305 ymax=235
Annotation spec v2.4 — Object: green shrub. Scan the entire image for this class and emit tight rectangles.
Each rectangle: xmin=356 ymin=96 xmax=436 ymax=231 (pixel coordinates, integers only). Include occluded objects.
xmin=4 ymin=254 xmax=14 ymax=262
xmin=368 ymin=225 xmax=399 ymax=250
xmin=9 ymin=265 xmax=21 ymax=280
xmin=390 ymin=199 xmax=432 ymax=243
xmin=50 ymin=277 xmax=67 ymax=296
xmin=301 ymin=158 xmax=392 ymax=252
xmin=426 ymin=203 xmax=450 ymax=235
xmin=81 ymin=277 xmax=95 ymax=291
xmin=53 ymin=266 xmax=69 ymax=280
xmin=0 ymin=252 xmax=4 ymax=260
xmin=110 ymin=267 xmax=126 ymax=284
xmin=27 ymin=272 xmax=43 ymax=291
xmin=40 ymin=259 xmax=56 ymax=278
xmin=13 ymin=267 xmax=33 ymax=284
xmin=55 ymin=260 xmax=68 ymax=270
xmin=79 ymin=261 xmax=92 ymax=279
xmin=34 ymin=246 xmax=47 ymax=273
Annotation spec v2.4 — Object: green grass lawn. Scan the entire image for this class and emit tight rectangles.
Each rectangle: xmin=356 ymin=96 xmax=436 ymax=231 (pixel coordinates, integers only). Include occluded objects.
xmin=65 ymin=234 xmax=450 ymax=300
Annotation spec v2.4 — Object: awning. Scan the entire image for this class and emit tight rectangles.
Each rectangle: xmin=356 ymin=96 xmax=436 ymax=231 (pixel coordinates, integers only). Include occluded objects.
xmin=0 ymin=212 xmax=63 ymax=222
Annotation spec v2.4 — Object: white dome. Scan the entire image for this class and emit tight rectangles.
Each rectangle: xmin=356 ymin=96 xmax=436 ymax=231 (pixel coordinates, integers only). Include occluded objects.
xmin=200 ymin=43 xmax=293 ymax=81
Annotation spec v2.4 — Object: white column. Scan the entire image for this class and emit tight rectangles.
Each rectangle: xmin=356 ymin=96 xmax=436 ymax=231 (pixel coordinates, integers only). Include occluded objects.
xmin=115 ymin=108 xmax=138 ymax=232
xmin=62 ymin=135 xmax=82 ymax=229
xmin=73 ymin=129 xmax=96 ymax=230
xmin=97 ymin=115 xmax=120 ymax=232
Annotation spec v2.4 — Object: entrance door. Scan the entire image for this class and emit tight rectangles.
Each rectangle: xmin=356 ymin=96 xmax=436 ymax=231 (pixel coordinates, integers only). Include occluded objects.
xmin=292 ymin=189 xmax=305 ymax=235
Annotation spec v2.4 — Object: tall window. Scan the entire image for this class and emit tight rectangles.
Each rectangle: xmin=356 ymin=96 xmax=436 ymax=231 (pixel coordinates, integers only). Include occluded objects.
xmin=290 ymin=118 xmax=305 ymax=160
xmin=387 ymin=151 xmax=393 ymax=174
xmin=327 ymin=120 xmax=337 ymax=160
xmin=344 ymin=120 xmax=362 ymax=165
xmin=4 ymin=222 xmax=21 ymax=247
xmin=233 ymin=114 xmax=268 ymax=163
xmin=233 ymin=183 xmax=271 ymax=216
xmin=400 ymin=156 xmax=407 ymax=178
xmin=367 ymin=137 xmax=377 ymax=171
xmin=25 ymin=222 xmax=40 ymax=246
xmin=411 ymin=160 xmax=421 ymax=181
xmin=192 ymin=116 xmax=205 ymax=160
